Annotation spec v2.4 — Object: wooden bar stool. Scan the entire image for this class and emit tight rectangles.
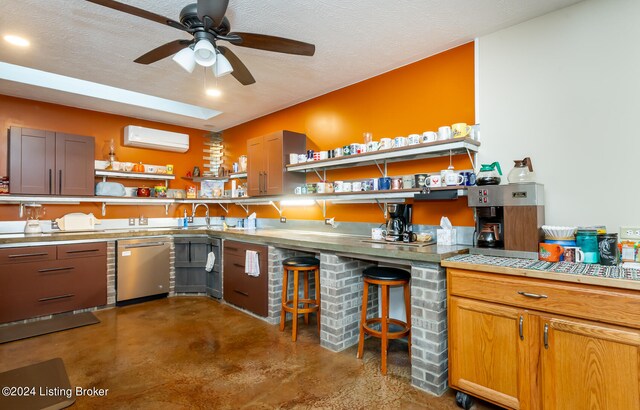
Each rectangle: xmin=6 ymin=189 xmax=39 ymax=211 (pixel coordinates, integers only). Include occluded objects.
xmin=357 ymin=266 xmax=411 ymax=374
xmin=279 ymin=256 xmax=320 ymax=342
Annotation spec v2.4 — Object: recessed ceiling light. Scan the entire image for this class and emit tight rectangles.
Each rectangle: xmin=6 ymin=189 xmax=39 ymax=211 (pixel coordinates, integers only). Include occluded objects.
xmin=4 ymin=35 xmax=30 ymax=47
xmin=206 ymin=88 xmax=222 ymax=97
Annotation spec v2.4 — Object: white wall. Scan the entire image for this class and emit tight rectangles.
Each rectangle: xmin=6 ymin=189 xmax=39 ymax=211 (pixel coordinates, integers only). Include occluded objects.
xmin=477 ymin=0 xmax=640 ymax=232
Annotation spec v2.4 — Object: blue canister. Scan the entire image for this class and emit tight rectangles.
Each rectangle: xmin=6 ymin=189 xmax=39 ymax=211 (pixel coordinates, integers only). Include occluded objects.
xmin=576 ymin=229 xmax=599 ymax=264
xmin=378 ymin=177 xmax=391 ymax=190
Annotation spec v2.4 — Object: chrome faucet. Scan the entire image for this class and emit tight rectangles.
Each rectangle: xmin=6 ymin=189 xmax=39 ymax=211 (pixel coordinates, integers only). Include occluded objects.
xmin=192 ymin=203 xmax=210 ymax=227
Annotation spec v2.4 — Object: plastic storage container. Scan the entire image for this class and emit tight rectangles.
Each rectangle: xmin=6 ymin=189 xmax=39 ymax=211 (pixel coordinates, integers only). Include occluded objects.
xmin=576 ymin=229 xmax=599 ymax=264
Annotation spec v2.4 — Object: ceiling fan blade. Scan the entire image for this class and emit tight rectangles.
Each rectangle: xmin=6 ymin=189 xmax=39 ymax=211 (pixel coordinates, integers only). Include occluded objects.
xmin=228 ymin=33 xmax=315 ymax=56
xmin=218 ymin=46 xmax=256 ymax=85
xmin=85 ymin=0 xmax=187 ymax=31
xmin=197 ymin=0 xmax=229 ymax=30
xmin=134 ymin=40 xmax=193 ymax=64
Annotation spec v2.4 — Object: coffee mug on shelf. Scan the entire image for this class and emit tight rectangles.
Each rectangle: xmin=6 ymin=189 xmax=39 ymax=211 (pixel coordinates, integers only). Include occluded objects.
xmin=366 ymin=141 xmax=380 ymax=152
xmin=379 ymin=138 xmax=393 ymax=150
xmin=393 ymin=136 xmax=408 ymax=148
xmin=422 ymin=131 xmax=438 ymax=143
xmin=444 ymin=173 xmax=465 ymax=186
xmin=415 ymin=173 xmax=429 ymax=187
xmin=319 ymin=151 xmax=328 ymax=160
xmin=298 ymin=154 xmax=307 ymax=163
xmin=425 ymin=175 xmax=442 ymax=188
xmin=352 ymin=181 xmax=363 ymax=191
xmin=378 ymin=177 xmax=392 ymax=190
xmin=307 ymin=150 xmax=314 ymax=160
xmin=349 ymin=143 xmax=360 ymax=155
xmin=334 ymin=147 xmax=343 ymax=157
xmin=289 ymin=153 xmax=299 ymax=165
xmin=334 ymin=181 xmax=344 ymax=192
xmin=539 ymin=243 xmax=564 ymax=262
xmin=316 ymin=182 xmax=326 ymax=194
xmin=294 ymin=186 xmax=302 ymax=195
xmin=391 ymin=177 xmax=403 ymax=190
xmin=343 ymin=145 xmax=351 ymax=155
xmin=325 ymin=182 xmax=334 ymax=193
xmin=452 ymin=123 xmax=472 ymax=138
xmin=459 ymin=171 xmax=476 ymax=186
xmin=313 ymin=152 xmax=321 ymax=161
xmin=343 ymin=182 xmax=353 ymax=192
xmin=408 ymin=134 xmax=421 ymax=145
xmin=563 ymin=246 xmax=585 ymax=263
xmin=438 ymin=126 xmax=452 ymax=140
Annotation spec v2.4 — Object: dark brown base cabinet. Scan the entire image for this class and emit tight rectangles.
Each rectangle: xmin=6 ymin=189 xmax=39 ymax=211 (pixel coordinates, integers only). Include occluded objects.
xmin=174 ymin=236 xmax=221 ymax=298
xmin=9 ymin=126 xmax=95 ymax=196
xmin=0 ymin=243 xmax=107 ymax=323
xmin=223 ymin=240 xmax=268 ymax=317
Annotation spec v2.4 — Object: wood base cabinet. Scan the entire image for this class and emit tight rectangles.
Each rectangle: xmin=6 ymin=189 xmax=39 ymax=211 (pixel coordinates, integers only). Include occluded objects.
xmin=447 ymin=268 xmax=640 ymax=410
xmin=223 ymin=240 xmax=268 ymax=316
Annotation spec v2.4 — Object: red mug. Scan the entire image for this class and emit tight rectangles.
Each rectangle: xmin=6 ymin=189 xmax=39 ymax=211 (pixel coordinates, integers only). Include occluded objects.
xmin=539 ymin=243 xmax=564 ymax=262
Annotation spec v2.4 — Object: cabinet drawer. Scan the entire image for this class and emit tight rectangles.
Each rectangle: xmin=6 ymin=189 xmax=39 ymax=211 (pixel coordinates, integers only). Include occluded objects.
xmin=0 ymin=246 xmax=56 ymax=265
xmin=448 ymin=268 xmax=640 ymax=329
xmin=0 ymin=256 xmax=107 ymax=323
xmin=224 ymin=240 xmax=266 ymax=257
xmin=57 ymin=242 xmax=106 ymax=259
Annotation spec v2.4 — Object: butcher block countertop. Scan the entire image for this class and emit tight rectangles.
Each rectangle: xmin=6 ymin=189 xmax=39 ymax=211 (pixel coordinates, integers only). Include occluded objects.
xmin=0 ymin=227 xmax=469 ymax=264
xmin=442 ymin=254 xmax=640 ymax=291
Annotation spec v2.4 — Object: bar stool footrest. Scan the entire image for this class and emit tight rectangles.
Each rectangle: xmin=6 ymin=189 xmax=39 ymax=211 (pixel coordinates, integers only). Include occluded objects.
xmin=363 ymin=318 xmax=410 ymax=339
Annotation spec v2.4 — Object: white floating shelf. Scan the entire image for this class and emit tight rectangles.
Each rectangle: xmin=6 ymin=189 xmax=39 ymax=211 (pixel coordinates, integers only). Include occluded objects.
xmin=95 ymin=170 xmax=175 ymax=180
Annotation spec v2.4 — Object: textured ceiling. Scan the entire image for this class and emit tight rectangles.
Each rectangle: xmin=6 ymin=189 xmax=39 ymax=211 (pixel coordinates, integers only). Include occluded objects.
xmin=0 ymin=0 xmax=583 ymax=131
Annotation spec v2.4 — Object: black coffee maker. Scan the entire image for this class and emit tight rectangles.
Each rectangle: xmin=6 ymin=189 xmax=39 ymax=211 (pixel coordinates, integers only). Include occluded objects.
xmin=385 ymin=204 xmax=413 ymax=242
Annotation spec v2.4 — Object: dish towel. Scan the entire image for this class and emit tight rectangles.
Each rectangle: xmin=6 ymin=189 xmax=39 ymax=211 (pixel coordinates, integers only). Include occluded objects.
xmin=245 ymin=250 xmax=260 ymax=277
xmin=205 ymin=252 xmax=215 ymax=272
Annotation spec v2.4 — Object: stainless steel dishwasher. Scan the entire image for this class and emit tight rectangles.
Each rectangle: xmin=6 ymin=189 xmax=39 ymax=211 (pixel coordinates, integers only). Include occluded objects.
xmin=117 ymin=237 xmax=171 ymax=302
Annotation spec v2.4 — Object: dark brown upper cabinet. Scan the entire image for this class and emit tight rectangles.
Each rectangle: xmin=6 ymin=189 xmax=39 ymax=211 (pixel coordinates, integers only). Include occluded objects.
xmin=9 ymin=127 xmax=95 ymax=196
xmin=246 ymin=130 xmax=306 ymax=197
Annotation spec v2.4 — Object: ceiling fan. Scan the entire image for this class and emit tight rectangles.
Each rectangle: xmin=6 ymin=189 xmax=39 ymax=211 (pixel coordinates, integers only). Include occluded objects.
xmin=85 ymin=0 xmax=316 ymax=85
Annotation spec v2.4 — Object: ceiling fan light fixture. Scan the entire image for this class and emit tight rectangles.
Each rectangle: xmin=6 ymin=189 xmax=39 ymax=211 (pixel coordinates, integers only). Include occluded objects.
xmin=172 ymin=47 xmax=196 ymax=73
xmin=213 ymin=52 xmax=233 ymax=77
xmin=194 ymin=39 xmax=216 ymax=67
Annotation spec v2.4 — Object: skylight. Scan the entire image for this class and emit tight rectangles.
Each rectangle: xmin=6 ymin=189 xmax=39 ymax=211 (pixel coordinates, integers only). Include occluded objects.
xmin=0 ymin=62 xmax=222 ymax=120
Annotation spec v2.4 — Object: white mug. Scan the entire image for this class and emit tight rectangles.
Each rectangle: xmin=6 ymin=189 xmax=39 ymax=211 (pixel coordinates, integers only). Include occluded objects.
xmin=393 ymin=136 xmax=408 ymax=148
xmin=334 ymin=181 xmax=344 ymax=192
xmin=289 ymin=153 xmax=299 ymax=165
xmin=444 ymin=172 xmax=465 ymax=186
xmin=380 ymin=138 xmax=393 ymax=149
xmin=342 ymin=182 xmax=352 ymax=192
xmin=371 ymin=228 xmax=385 ymax=241
xmin=408 ymin=134 xmax=421 ymax=145
xmin=352 ymin=181 xmax=363 ymax=191
xmin=438 ymin=126 xmax=452 ymax=140
xmin=563 ymin=246 xmax=585 ymax=263
xmin=316 ymin=182 xmax=326 ymax=194
xmin=422 ymin=131 xmax=438 ymax=143
xmin=367 ymin=141 xmax=380 ymax=152
xmin=297 ymin=154 xmax=307 ymax=163
xmin=319 ymin=151 xmax=328 ymax=160
xmin=425 ymin=175 xmax=442 ymax=188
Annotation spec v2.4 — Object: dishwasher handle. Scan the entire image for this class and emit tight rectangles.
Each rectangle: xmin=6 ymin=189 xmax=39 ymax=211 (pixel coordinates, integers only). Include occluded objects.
xmin=122 ymin=242 xmax=168 ymax=249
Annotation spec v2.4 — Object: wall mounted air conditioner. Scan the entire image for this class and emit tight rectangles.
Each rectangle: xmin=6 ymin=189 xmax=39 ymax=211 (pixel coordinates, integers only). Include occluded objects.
xmin=123 ymin=125 xmax=189 ymax=153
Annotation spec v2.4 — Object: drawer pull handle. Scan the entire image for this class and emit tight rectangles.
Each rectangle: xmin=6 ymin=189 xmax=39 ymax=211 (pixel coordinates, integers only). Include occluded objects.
xmin=543 ymin=323 xmax=549 ymax=349
xmin=519 ymin=316 xmax=524 ymax=340
xmin=38 ymin=266 xmax=74 ymax=273
xmin=38 ymin=294 xmax=74 ymax=302
xmin=517 ymin=291 xmax=548 ymax=299
xmin=65 ymin=249 xmax=99 ymax=254
xmin=233 ymin=263 xmax=245 ymax=269
xmin=234 ymin=289 xmax=249 ymax=297
xmin=226 ymin=247 xmax=239 ymax=251
xmin=8 ymin=252 xmax=49 ymax=258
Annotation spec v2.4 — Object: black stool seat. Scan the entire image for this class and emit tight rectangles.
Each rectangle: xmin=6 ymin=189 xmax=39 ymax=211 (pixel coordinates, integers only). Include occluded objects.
xmin=363 ymin=266 xmax=410 ymax=281
xmin=283 ymin=256 xmax=320 ymax=267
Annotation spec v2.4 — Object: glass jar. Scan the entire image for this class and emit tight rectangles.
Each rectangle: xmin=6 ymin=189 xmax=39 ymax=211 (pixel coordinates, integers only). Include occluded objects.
xmin=576 ymin=229 xmax=599 ymax=264
xmin=598 ymin=233 xmax=619 ymax=266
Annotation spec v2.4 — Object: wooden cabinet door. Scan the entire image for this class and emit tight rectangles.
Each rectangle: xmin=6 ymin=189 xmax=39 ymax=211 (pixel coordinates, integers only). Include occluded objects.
xmin=449 ymin=296 xmax=531 ymax=409
xmin=264 ymin=133 xmax=284 ymax=195
xmin=55 ymin=132 xmax=95 ymax=196
xmin=9 ymin=127 xmax=56 ymax=194
xmin=247 ymin=136 xmax=264 ymax=196
xmin=540 ymin=315 xmax=640 ymax=410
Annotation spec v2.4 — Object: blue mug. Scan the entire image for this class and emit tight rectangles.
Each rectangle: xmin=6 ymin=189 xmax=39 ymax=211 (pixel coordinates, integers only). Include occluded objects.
xmin=459 ymin=171 xmax=476 ymax=186
xmin=378 ymin=177 xmax=391 ymax=190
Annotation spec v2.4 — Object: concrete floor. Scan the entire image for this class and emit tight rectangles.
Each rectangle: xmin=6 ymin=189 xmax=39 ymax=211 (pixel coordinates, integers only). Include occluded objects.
xmin=0 ymin=297 xmax=497 ymax=409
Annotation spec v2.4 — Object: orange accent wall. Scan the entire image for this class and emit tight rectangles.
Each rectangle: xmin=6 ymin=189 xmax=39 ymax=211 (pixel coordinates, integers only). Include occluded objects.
xmin=222 ymin=42 xmax=476 ymax=226
xmin=0 ymin=95 xmax=206 ymax=221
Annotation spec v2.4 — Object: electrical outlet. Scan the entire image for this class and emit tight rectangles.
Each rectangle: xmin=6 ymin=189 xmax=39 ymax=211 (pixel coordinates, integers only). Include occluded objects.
xmin=51 ymin=220 xmax=59 ymax=230
xmin=280 ymin=217 xmax=287 ymax=223
xmin=139 ymin=216 xmax=148 ymax=226
xmin=325 ymin=217 xmax=335 ymax=227
xmin=128 ymin=218 xmax=136 ymax=226
xmin=187 ymin=216 xmax=194 ymax=223
xmin=620 ymin=226 xmax=640 ymax=240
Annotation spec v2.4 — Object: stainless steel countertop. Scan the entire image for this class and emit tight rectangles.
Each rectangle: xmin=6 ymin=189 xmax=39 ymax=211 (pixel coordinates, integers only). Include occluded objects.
xmin=0 ymin=226 xmax=469 ymax=263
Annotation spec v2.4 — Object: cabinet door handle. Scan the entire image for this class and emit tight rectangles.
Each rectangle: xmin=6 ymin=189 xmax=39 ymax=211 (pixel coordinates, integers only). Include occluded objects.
xmin=517 ymin=291 xmax=548 ymax=299
xmin=59 ymin=170 xmax=62 ymax=194
xmin=234 ymin=289 xmax=249 ymax=297
xmin=38 ymin=294 xmax=74 ymax=302
xmin=8 ymin=252 xmax=49 ymax=258
xmin=543 ymin=323 xmax=549 ymax=349
xmin=38 ymin=266 xmax=74 ymax=273
xmin=263 ymin=172 xmax=268 ymax=193
xmin=225 ymin=247 xmax=238 ymax=252
xmin=233 ymin=263 xmax=244 ymax=269
xmin=519 ymin=316 xmax=524 ymax=341
xmin=65 ymin=249 xmax=99 ymax=254
xmin=49 ymin=169 xmax=52 ymax=194
xmin=188 ymin=242 xmax=192 ymax=263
